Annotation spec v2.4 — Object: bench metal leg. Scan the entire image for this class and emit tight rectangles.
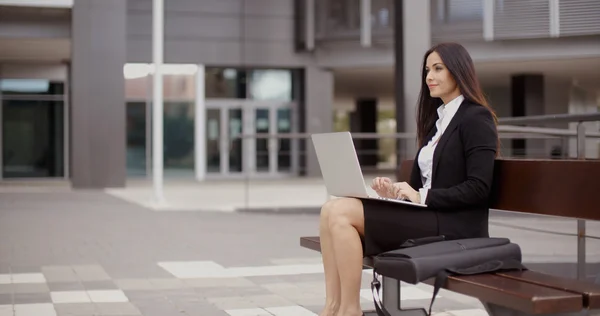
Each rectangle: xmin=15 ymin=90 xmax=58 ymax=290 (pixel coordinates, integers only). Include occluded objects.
xmin=365 ymin=277 xmax=427 ymax=316
xmin=483 ymin=302 xmax=588 ymax=316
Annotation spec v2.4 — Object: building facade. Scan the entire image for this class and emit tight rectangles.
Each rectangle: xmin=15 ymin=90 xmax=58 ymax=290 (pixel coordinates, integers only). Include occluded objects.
xmin=0 ymin=0 xmax=599 ymax=188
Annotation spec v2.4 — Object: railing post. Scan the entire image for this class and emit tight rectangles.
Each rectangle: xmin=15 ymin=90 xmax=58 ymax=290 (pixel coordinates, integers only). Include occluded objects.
xmin=361 ymin=0 xmax=372 ymax=47
xmin=576 ymin=122 xmax=586 ymax=280
xmin=549 ymin=0 xmax=560 ymax=37
xmin=483 ymin=0 xmax=495 ymax=41
xmin=305 ymin=0 xmax=315 ymax=50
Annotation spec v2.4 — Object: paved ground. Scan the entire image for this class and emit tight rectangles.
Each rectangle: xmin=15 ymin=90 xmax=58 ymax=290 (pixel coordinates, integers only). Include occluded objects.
xmin=0 ymin=182 xmax=599 ymax=316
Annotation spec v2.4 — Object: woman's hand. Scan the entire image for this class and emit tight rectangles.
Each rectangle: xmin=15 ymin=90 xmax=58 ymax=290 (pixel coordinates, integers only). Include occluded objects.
xmin=371 ymin=177 xmax=395 ymax=198
xmin=392 ymin=182 xmax=420 ymax=203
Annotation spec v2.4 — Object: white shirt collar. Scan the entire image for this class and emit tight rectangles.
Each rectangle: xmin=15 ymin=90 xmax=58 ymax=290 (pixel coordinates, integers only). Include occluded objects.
xmin=437 ymin=94 xmax=464 ymax=119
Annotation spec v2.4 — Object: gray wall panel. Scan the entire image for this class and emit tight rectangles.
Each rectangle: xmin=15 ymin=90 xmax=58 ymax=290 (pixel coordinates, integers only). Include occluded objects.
xmin=126 ymin=0 xmax=310 ymax=67
xmin=128 ymin=38 xmax=243 ymax=65
xmin=0 ymin=7 xmax=70 ymax=39
xmin=71 ymin=0 xmax=126 ymax=188
xmin=244 ymin=0 xmax=294 ymax=16
xmin=128 ymin=13 xmax=241 ymax=39
xmin=166 ymin=40 xmax=242 ymax=64
xmin=242 ymin=41 xmax=310 ymax=66
xmin=128 ymin=0 xmax=242 ymax=14
xmin=244 ymin=16 xmax=294 ymax=40
xmin=166 ymin=15 xmax=241 ymax=39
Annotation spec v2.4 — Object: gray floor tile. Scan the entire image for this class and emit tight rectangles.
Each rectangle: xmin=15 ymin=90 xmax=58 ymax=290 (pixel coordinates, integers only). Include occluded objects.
xmin=95 ymin=302 xmax=142 ymax=315
xmin=172 ymin=302 xmax=230 ymax=316
xmin=72 ymin=265 xmax=111 ymax=282
xmin=47 ymin=282 xmax=85 ymax=292
xmin=0 ymin=264 xmax=10 ymax=274
xmin=42 ymin=266 xmax=79 ymax=283
xmin=13 ymin=292 xmax=51 ymax=304
xmin=9 ymin=266 xmax=40 ymax=274
xmin=183 ymin=277 xmax=255 ymax=288
xmin=195 ymin=286 xmax=272 ymax=298
xmin=0 ymin=294 xmax=12 ymax=305
xmin=54 ymin=303 xmax=98 ymax=316
xmin=114 ymin=279 xmax=154 ymax=291
xmin=135 ymin=302 xmax=186 ymax=316
xmin=147 ymin=278 xmax=187 ymax=290
xmin=0 ymin=285 xmax=11 ymax=295
xmin=12 ymin=283 xmax=49 ymax=294
xmin=83 ymin=280 xmax=118 ymax=290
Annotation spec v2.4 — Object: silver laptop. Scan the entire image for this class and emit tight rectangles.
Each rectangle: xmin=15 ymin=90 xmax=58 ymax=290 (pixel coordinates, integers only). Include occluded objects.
xmin=311 ymin=132 xmax=427 ymax=208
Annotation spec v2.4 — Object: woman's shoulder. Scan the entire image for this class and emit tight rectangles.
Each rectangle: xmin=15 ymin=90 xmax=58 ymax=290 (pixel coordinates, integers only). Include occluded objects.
xmin=461 ymin=100 xmax=494 ymax=121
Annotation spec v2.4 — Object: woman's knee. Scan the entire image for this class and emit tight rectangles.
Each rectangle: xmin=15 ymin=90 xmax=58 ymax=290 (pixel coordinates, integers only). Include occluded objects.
xmin=320 ymin=199 xmax=338 ymax=223
xmin=326 ymin=198 xmax=363 ymax=229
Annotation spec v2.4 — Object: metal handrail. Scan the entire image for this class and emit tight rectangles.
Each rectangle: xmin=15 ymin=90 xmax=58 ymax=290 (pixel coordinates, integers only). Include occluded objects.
xmin=498 ymin=112 xmax=600 ymax=125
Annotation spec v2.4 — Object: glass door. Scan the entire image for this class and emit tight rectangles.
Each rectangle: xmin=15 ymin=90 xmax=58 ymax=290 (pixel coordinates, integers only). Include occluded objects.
xmin=205 ymin=100 xmax=298 ymax=178
xmin=0 ymin=79 xmax=67 ymax=179
xmin=244 ymin=101 xmax=298 ymax=177
xmin=205 ymin=100 xmax=246 ymax=176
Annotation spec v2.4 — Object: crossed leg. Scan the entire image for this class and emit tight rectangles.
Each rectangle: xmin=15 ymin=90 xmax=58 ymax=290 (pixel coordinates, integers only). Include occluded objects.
xmin=319 ymin=197 xmax=365 ymax=316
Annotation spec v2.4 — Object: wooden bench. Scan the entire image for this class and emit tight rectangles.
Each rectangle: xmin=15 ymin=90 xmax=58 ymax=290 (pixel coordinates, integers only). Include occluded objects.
xmin=300 ymin=159 xmax=600 ymax=316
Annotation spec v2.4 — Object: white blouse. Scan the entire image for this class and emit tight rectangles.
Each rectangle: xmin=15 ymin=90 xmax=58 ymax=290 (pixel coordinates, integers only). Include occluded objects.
xmin=417 ymin=94 xmax=464 ymax=204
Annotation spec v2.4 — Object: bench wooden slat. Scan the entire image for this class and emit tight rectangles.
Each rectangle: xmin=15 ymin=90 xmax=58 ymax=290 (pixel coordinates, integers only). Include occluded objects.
xmin=300 ymin=236 xmax=321 ymax=252
xmin=301 ymin=236 xmax=586 ymax=314
xmin=444 ymin=274 xmax=582 ymax=314
xmin=496 ymin=270 xmax=600 ymax=309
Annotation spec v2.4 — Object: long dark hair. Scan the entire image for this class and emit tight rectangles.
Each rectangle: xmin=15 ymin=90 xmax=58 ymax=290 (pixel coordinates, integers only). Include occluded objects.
xmin=416 ymin=42 xmax=499 ymax=150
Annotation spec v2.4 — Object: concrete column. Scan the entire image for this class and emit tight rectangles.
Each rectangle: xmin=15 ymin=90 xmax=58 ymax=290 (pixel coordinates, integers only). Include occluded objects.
xmin=71 ymin=0 xmax=127 ymax=188
xmin=398 ymin=0 xmax=431 ymax=160
xmin=304 ymin=67 xmax=333 ymax=177
xmin=511 ymin=74 xmax=544 ymax=157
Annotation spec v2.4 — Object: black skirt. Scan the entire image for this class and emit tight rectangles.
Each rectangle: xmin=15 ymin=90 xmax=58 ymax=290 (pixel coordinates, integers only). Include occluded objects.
xmin=359 ymin=198 xmax=440 ymax=257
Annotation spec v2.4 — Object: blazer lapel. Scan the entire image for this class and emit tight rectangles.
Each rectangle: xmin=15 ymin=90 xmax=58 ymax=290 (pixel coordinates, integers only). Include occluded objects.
xmin=431 ymin=101 xmax=469 ymax=182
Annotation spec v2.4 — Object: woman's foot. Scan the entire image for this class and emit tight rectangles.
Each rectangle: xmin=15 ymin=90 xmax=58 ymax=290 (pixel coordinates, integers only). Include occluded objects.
xmin=336 ymin=308 xmax=363 ymax=316
xmin=319 ymin=303 xmax=338 ymax=316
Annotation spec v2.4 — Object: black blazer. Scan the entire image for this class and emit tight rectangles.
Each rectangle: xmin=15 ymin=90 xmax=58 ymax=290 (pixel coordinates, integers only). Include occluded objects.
xmin=408 ymin=99 xmax=498 ymax=240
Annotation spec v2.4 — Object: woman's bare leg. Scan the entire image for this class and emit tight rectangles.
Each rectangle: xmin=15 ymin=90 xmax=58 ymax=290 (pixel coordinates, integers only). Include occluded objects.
xmin=319 ymin=199 xmax=342 ymax=316
xmin=328 ymin=197 xmax=365 ymax=316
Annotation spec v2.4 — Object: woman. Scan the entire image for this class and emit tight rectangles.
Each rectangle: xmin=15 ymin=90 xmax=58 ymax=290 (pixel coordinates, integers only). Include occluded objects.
xmin=317 ymin=42 xmax=499 ymax=316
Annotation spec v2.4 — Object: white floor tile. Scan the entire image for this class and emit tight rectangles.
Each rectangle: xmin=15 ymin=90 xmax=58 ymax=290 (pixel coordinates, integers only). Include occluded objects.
xmin=400 ymin=285 xmax=436 ymax=300
xmin=158 ymin=261 xmax=230 ymax=278
xmin=360 ymin=288 xmax=377 ymax=301
xmin=0 ymin=305 xmax=12 ymax=316
xmin=158 ymin=261 xmax=324 ymax=279
xmin=449 ymin=309 xmax=488 ymax=316
xmin=227 ymin=264 xmax=324 ymax=277
xmin=361 ymin=284 xmax=438 ymax=301
xmin=14 ymin=303 xmax=56 ymax=316
xmin=225 ymin=308 xmax=272 ymax=316
xmin=87 ymin=290 xmax=129 ymax=303
xmin=0 ymin=275 xmax=10 ymax=285
xmin=11 ymin=273 xmax=46 ymax=284
xmin=50 ymin=291 xmax=91 ymax=304
xmin=265 ymin=306 xmax=317 ymax=316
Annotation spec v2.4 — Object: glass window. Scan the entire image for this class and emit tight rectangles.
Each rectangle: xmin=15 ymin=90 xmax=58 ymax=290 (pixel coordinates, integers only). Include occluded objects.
xmin=326 ymin=0 xmax=361 ymax=33
xmin=248 ymin=70 xmax=293 ymax=101
xmin=371 ymin=0 xmax=394 ymax=30
xmin=163 ymin=102 xmax=195 ymax=173
xmin=126 ymin=102 xmax=147 ymax=176
xmin=205 ymin=68 xmax=243 ymax=99
xmin=0 ymin=79 xmax=64 ymax=96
